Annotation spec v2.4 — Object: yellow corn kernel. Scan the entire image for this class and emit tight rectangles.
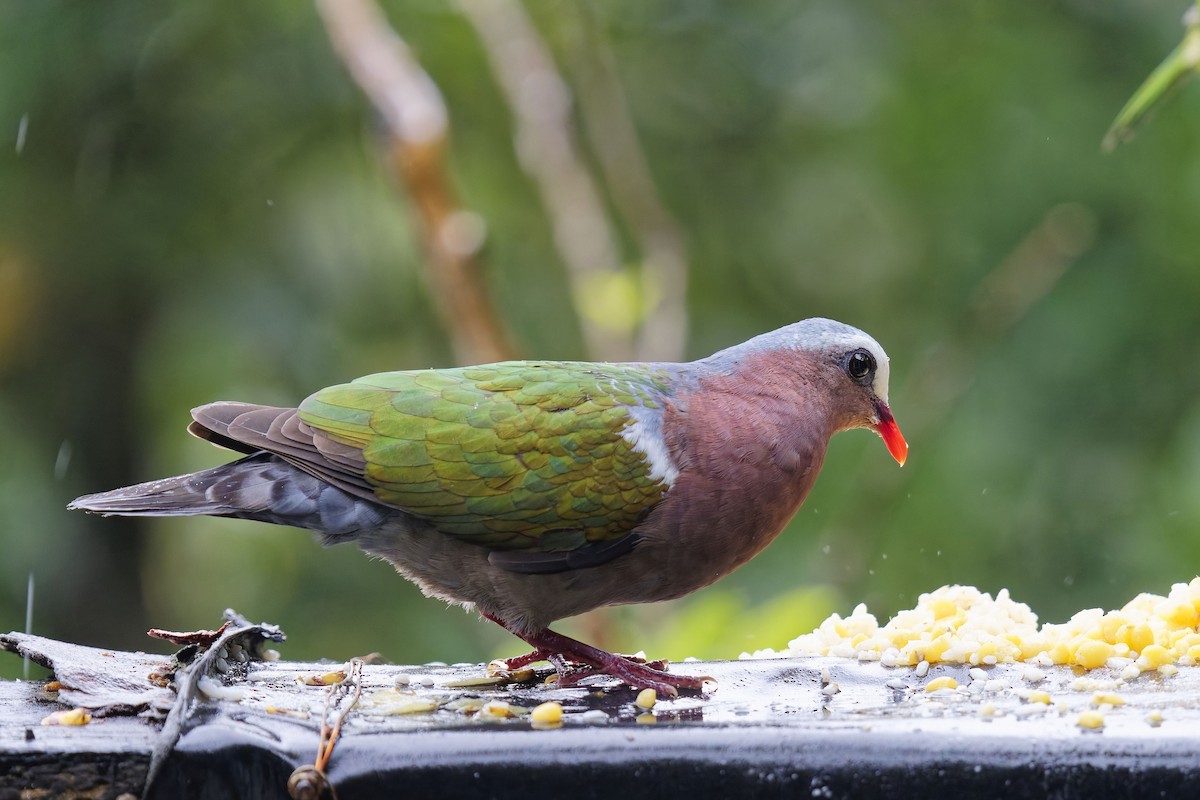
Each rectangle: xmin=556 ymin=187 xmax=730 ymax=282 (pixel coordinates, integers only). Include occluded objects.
xmin=1123 ymin=592 xmax=1161 ymax=613
xmin=1027 ymin=690 xmax=1051 ymax=705
xmin=1013 ymin=636 xmax=1043 ymax=661
xmin=1047 ymin=642 xmax=1072 ymax=665
xmin=924 ymin=676 xmax=958 ymax=693
xmin=1159 ymin=601 xmax=1197 ymax=629
xmin=1140 ymin=644 xmax=1173 ymax=668
xmin=480 ymin=700 xmax=514 ymax=718
xmin=1174 ymin=632 xmax=1200 ymax=651
xmin=1166 ymin=629 xmax=1196 ymax=651
xmin=1098 ymin=613 xmax=1127 ymax=643
xmin=1076 ymin=710 xmax=1105 ymax=729
xmin=1091 ymin=692 xmax=1126 ymax=707
xmin=298 ymin=670 xmax=346 ymax=687
xmin=530 ymin=701 xmax=564 ymax=725
xmin=1120 ymin=623 xmax=1155 ymax=653
xmin=929 ymin=598 xmax=957 ymax=619
xmin=635 ymin=689 xmax=657 ymax=709
xmin=924 ymin=635 xmax=952 ymax=663
xmin=40 ymin=707 xmax=91 ymax=726
xmin=1073 ymin=640 xmax=1114 ymax=670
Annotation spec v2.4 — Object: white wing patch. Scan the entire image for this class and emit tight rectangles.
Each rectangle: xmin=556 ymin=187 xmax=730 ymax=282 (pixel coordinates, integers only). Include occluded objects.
xmin=621 ymin=413 xmax=679 ymax=487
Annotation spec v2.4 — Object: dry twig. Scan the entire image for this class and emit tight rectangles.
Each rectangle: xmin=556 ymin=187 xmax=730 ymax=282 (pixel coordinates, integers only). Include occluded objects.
xmin=556 ymin=4 xmax=689 ymax=362
xmin=288 ymin=658 xmax=365 ymax=800
xmin=458 ymin=0 xmax=635 ymax=360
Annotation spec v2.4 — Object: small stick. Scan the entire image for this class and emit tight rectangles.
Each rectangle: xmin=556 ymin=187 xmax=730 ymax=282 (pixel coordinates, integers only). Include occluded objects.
xmin=288 ymin=658 xmax=365 ymax=800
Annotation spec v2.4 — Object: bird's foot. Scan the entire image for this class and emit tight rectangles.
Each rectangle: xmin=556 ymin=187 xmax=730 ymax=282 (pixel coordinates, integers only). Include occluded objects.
xmin=548 ymin=653 xmax=706 ymax=696
xmin=484 ymin=615 xmax=711 ymax=696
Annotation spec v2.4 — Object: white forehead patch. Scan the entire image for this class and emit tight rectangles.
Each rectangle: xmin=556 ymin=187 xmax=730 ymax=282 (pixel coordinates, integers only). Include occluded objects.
xmin=722 ymin=317 xmax=893 ymax=402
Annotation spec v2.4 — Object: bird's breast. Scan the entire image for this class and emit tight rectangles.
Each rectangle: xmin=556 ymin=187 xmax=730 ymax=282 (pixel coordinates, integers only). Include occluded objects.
xmin=624 ymin=380 xmax=830 ymax=601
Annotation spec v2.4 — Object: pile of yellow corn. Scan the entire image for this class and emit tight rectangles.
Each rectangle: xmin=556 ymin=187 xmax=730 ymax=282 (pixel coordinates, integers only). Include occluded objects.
xmin=745 ymin=578 xmax=1200 ymax=678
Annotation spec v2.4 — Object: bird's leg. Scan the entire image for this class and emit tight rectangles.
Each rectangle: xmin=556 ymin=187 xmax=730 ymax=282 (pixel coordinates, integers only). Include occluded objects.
xmin=489 ymin=648 xmax=553 ymax=673
xmin=483 ymin=613 xmax=708 ymax=696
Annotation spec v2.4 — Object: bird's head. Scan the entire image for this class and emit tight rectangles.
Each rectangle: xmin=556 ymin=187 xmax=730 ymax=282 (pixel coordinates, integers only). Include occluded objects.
xmin=713 ymin=318 xmax=908 ymax=466
xmin=828 ymin=334 xmax=908 ymax=467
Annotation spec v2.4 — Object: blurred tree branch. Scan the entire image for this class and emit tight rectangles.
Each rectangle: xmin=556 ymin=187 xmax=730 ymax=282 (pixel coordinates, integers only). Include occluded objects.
xmin=458 ymin=0 xmax=687 ymax=362
xmin=556 ymin=4 xmax=690 ymax=362
xmin=315 ymin=0 xmax=516 ymax=365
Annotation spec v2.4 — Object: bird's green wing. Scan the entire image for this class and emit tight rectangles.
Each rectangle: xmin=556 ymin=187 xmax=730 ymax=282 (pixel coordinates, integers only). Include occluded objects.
xmin=297 ymin=362 xmax=674 ymax=555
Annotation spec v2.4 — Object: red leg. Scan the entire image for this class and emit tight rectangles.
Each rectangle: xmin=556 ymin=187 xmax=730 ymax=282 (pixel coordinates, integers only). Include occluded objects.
xmin=490 ymin=648 xmax=552 ymax=672
xmin=483 ymin=613 xmax=709 ymax=696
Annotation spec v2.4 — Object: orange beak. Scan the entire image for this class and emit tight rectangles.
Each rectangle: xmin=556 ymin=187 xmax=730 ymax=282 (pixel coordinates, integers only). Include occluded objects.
xmin=873 ymin=400 xmax=908 ymax=466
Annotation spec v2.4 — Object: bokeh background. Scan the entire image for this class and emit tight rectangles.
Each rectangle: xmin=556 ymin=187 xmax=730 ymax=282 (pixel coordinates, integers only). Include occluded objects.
xmin=3 ymin=0 xmax=1200 ymax=679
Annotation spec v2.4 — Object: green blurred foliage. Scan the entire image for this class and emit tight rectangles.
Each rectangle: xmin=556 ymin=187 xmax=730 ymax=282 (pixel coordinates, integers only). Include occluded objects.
xmin=3 ymin=0 xmax=1200 ymax=679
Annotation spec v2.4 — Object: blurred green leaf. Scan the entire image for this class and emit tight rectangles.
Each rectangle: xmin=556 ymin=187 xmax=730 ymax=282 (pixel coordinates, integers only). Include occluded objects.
xmin=1104 ymin=4 xmax=1200 ymax=151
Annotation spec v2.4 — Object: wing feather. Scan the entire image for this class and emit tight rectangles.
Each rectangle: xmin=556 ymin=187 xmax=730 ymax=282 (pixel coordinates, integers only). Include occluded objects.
xmin=189 ymin=362 xmax=678 ymax=568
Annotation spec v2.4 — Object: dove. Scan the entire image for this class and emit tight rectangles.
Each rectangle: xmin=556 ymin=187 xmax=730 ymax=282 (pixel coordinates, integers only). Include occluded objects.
xmin=71 ymin=318 xmax=906 ymax=694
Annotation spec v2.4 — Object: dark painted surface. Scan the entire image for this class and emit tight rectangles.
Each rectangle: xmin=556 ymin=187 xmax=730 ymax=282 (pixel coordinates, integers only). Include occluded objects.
xmin=4 ymin=632 xmax=1200 ymax=799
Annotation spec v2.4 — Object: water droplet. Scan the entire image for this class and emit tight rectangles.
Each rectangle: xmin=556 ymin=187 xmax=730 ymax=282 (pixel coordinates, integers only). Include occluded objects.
xmin=16 ymin=113 xmax=28 ymax=155
xmin=53 ymin=441 xmax=72 ymax=480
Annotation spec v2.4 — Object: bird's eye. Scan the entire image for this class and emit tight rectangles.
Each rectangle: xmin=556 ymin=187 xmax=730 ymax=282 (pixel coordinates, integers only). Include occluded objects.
xmin=846 ymin=349 xmax=875 ymax=382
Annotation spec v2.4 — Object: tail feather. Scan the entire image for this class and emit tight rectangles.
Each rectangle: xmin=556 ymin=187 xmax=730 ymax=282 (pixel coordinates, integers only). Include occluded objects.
xmin=68 ymin=462 xmax=251 ymax=517
xmin=69 ymin=453 xmax=394 ymax=537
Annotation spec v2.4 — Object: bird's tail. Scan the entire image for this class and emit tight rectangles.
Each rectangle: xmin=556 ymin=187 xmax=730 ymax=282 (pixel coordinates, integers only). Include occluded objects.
xmin=68 ymin=453 xmax=391 ymax=537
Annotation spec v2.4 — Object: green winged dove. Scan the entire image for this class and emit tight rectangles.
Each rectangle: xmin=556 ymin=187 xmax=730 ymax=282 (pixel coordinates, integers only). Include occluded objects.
xmin=71 ymin=318 xmax=907 ymax=694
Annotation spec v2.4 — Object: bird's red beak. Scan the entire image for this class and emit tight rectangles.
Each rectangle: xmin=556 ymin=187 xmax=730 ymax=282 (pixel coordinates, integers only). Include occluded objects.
xmin=873 ymin=400 xmax=908 ymax=466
